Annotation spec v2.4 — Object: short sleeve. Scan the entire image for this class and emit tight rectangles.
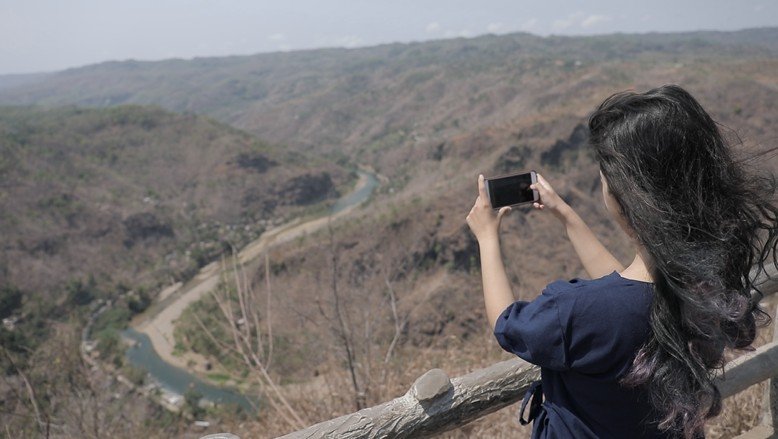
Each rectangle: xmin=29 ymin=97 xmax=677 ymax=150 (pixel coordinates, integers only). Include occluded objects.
xmin=493 ymin=286 xmax=568 ymax=371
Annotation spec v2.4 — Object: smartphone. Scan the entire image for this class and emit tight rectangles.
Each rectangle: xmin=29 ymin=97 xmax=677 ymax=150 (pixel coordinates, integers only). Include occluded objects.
xmin=485 ymin=171 xmax=539 ymax=209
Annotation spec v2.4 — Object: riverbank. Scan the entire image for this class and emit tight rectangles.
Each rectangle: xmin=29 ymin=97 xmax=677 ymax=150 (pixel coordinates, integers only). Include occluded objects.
xmin=127 ymin=170 xmax=378 ymax=396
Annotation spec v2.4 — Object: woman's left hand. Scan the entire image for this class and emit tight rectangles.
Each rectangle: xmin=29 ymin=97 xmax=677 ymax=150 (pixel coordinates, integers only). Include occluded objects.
xmin=466 ymin=174 xmax=512 ymax=243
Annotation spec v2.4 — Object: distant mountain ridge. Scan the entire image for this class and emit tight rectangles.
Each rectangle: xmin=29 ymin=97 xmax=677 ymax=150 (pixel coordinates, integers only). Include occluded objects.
xmin=1 ymin=27 xmax=776 ymax=167
xmin=1 ymin=27 xmax=777 ymax=83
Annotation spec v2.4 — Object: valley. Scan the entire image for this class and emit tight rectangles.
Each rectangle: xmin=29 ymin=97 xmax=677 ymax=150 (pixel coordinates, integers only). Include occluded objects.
xmin=1 ymin=28 xmax=777 ymax=438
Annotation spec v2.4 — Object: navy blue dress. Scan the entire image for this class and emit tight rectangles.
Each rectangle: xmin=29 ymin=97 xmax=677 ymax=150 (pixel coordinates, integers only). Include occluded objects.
xmin=494 ymin=271 xmax=673 ymax=438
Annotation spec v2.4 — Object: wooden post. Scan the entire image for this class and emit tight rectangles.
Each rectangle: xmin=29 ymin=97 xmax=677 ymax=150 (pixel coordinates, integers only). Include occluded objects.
xmin=732 ymin=303 xmax=778 ymax=439
xmin=758 ymin=304 xmax=777 ymax=432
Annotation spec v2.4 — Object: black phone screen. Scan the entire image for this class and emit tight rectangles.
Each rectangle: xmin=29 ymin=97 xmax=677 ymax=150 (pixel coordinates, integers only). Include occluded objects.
xmin=487 ymin=173 xmax=535 ymax=208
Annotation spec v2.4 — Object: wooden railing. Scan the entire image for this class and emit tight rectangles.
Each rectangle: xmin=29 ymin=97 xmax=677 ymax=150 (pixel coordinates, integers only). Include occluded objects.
xmin=280 ymin=266 xmax=778 ymax=439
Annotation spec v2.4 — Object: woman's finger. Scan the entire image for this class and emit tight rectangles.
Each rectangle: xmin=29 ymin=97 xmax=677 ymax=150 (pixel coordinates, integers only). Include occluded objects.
xmin=478 ymin=174 xmax=490 ymax=207
xmin=531 ymin=181 xmax=548 ymax=195
xmin=537 ymin=173 xmax=554 ymax=192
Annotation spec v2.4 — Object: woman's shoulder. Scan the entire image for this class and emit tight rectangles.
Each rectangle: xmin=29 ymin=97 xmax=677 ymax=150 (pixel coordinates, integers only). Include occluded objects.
xmin=543 ymin=271 xmax=653 ymax=311
xmin=545 ymin=270 xmax=652 ymax=291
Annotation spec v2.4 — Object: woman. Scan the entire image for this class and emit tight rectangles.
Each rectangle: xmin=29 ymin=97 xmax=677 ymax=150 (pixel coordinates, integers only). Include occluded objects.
xmin=466 ymin=85 xmax=776 ymax=438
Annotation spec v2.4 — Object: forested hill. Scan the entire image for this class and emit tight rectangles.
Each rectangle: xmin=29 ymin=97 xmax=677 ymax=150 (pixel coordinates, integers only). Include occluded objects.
xmin=0 ymin=105 xmax=347 ymax=310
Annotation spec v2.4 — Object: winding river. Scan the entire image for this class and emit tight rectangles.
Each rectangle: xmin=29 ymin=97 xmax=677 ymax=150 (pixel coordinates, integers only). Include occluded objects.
xmin=123 ymin=170 xmax=378 ymax=411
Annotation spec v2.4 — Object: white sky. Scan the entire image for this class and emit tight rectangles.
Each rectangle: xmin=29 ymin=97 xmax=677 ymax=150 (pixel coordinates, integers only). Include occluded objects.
xmin=1 ymin=0 xmax=777 ymax=75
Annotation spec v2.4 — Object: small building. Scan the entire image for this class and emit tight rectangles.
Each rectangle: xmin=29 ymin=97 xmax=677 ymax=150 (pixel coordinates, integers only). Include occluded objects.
xmin=2 ymin=316 xmax=19 ymax=331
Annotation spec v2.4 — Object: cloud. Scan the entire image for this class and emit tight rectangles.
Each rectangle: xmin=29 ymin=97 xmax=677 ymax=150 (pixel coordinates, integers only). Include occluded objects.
xmin=518 ymin=18 xmax=539 ymax=31
xmin=425 ymin=22 xmax=441 ymax=33
xmin=335 ymin=35 xmax=363 ymax=48
xmin=581 ymin=14 xmax=610 ymax=29
xmin=486 ymin=22 xmax=504 ymax=33
xmin=552 ymin=12 xmax=611 ymax=32
xmin=443 ymin=29 xmax=473 ymax=38
xmin=551 ymin=16 xmax=575 ymax=31
xmin=268 ymin=33 xmax=286 ymax=41
xmin=314 ymin=34 xmax=365 ymax=49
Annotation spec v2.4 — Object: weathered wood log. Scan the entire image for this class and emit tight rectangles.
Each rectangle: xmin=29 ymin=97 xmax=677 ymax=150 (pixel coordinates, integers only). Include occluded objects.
xmin=278 ymin=359 xmax=540 ymax=439
xmin=733 ymin=424 xmax=775 ymax=439
xmin=716 ymin=340 xmax=778 ymax=399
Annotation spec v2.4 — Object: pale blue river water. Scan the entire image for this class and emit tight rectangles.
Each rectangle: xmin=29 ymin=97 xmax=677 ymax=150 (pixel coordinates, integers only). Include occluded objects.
xmin=123 ymin=169 xmax=377 ymax=410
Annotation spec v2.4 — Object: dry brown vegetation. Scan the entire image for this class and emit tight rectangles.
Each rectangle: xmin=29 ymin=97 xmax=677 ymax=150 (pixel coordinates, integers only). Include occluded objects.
xmin=1 ymin=28 xmax=778 ymax=437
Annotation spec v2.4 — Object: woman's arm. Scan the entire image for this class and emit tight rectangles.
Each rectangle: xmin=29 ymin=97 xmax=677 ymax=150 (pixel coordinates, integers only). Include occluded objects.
xmin=477 ymin=237 xmax=515 ymax=330
xmin=466 ymin=175 xmax=515 ymax=329
xmin=531 ymin=174 xmax=623 ymax=278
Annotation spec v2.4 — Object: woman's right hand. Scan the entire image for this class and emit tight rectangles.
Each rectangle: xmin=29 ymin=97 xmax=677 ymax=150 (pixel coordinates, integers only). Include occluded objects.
xmin=530 ymin=173 xmax=571 ymax=222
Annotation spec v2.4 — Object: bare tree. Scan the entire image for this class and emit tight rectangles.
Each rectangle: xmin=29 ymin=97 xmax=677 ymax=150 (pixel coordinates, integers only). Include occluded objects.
xmin=195 ymin=246 xmax=306 ymax=430
xmin=1 ymin=321 xmax=154 ymax=438
xmin=326 ymin=221 xmax=365 ymax=410
xmin=311 ymin=218 xmax=436 ymax=410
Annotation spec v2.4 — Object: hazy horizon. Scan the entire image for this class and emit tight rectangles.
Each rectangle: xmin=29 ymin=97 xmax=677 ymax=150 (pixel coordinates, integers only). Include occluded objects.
xmin=2 ymin=0 xmax=778 ymax=75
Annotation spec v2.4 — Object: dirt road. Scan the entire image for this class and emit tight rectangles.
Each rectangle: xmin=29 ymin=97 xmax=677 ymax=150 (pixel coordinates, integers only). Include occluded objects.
xmin=134 ymin=172 xmax=374 ymax=373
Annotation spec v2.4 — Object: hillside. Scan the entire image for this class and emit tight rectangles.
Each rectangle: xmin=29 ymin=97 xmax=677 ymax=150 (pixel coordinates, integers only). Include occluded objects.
xmin=1 ymin=28 xmax=778 ymax=438
xmin=1 ymin=28 xmax=777 ymax=170
xmin=0 ymin=105 xmax=349 ymax=312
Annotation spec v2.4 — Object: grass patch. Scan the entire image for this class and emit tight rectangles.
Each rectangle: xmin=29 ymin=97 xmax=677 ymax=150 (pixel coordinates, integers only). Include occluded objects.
xmin=206 ymin=372 xmax=231 ymax=383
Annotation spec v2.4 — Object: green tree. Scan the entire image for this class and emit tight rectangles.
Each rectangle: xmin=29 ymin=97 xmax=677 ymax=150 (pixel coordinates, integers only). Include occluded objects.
xmin=124 ymin=365 xmax=146 ymax=386
xmin=184 ymin=386 xmax=205 ymax=418
xmin=66 ymin=278 xmax=95 ymax=307
xmin=96 ymin=329 xmax=122 ymax=367
xmin=0 ymin=285 xmax=23 ymax=318
xmin=127 ymin=288 xmax=151 ymax=314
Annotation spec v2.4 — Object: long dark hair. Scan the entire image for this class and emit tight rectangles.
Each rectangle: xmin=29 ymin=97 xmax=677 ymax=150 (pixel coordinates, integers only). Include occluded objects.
xmin=588 ymin=85 xmax=777 ymax=438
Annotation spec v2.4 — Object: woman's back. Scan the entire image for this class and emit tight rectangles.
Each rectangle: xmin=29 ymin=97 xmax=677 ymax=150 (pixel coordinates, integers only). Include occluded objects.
xmin=495 ymin=272 xmax=669 ymax=438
